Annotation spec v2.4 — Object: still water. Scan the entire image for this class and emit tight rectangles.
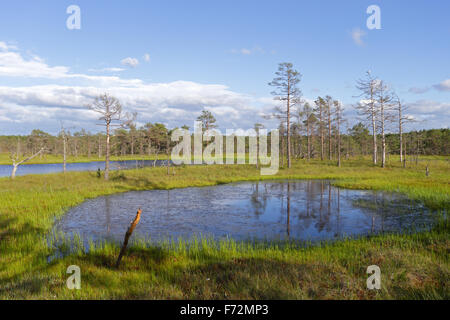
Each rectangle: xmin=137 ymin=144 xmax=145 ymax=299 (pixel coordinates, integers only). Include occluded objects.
xmin=53 ymin=180 xmax=436 ymax=244
xmin=0 ymin=160 xmax=171 ymax=177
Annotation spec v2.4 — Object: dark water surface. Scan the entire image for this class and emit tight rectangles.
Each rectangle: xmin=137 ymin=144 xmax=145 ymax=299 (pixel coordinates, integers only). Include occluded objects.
xmin=53 ymin=180 xmax=437 ymax=244
xmin=0 ymin=159 xmax=171 ymax=177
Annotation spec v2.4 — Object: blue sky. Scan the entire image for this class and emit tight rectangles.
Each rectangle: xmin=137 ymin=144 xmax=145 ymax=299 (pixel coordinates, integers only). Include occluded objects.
xmin=0 ymin=0 xmax=449 ymax=134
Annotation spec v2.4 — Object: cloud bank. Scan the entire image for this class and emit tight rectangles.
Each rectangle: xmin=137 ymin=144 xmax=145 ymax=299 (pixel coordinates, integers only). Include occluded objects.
xmin=0 ymin=42 xmax=279 ymax=134
xmin=0 ymin=41 xmax=448 ymax=134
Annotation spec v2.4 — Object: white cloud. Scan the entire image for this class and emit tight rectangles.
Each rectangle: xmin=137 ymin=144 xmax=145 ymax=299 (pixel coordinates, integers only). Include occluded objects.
xmin=403 ymin=100 xmax=450 ymax=129
xmin=143 ymin=53 xmax=150 ymax=62
xmin=0 ymin=41 xmax=18 ymax=51
xmin=433 ymin=79 xmax=450 ymax=92
xmin=408 ymin=100 xmax=450 ymax=115
xmin=88 ymin=67 xmax=125 ymax=73
xmin=0 ymin=49 xmax=142 ymax=86
xmin=351 ymin=28 xmax=366 ymax=46
xmin=0 ymin=41 xmax=17 ymax=51
xmin=0 ymin=80 xmax=274 ymax=133
xmin=230 ymin=46 xmax=265 ymax=55
xmin=0 ymin=51 xmax=70 ymax=79
xmin=120 ymin=57 xmax=139 ymax=68
xmin=0 ymin=41 xmax=447 ymax=134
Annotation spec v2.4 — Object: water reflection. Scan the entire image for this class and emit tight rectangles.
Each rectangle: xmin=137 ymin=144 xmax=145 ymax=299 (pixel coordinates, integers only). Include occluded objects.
xmin=105 ymin=196 xmax=111 ymax=236
xmin=54 ymin=180 xmax=436 ymax=244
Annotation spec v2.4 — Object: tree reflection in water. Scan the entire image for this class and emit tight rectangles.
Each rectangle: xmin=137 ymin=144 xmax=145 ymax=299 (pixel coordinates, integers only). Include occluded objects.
xmin=55 ymin=180 xmax=435 ymax=244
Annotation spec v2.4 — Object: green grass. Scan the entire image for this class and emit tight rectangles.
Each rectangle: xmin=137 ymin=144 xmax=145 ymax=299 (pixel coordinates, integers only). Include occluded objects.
xmin=0 ymin=158 xmax=448 ymax=299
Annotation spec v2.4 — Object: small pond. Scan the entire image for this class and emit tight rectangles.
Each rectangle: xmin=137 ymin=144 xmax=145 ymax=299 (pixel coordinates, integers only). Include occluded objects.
xmin=52 ymin=180 xmax=438 ymax=245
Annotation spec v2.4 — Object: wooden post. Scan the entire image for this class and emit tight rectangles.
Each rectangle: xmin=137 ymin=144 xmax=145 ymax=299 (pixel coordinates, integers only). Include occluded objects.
xmin=115 ymin=208 xmax=142 ymax=268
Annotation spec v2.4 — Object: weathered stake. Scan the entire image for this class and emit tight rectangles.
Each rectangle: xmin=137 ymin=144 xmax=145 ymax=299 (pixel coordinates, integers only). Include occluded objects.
xmin=115 ymin=208 xmax=142 ymax=268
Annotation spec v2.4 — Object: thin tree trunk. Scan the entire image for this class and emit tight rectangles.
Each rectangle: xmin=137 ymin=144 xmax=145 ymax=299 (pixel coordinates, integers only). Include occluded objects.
xmin=320 ymin=109 xmax=324 ymax=161
xmin=286 ymin=90 xmax=291 ymax=168
xmin=381 ymin=103 xmax=386 ymax=168
xmin=11 ymin=165 xmax=18 ymax=179
xmin=328 ymin=104 xmax=332 ymax=161
xmin=306 ymin=119 xmax=311 ymax=160
xmin=105 ymin=121 xmax=110 ymax=180
xmin=370 ymin=84 xmax=377 ymax=165
xmin=399 ymin=105 xmax=403 ymax=163
xmin=131 ymin=134 xmax=134 ymax=156
xmin=372 ymin=112 xmax=377 ymax=165
xmin=337 ymin=113 xmax=341 ymax=167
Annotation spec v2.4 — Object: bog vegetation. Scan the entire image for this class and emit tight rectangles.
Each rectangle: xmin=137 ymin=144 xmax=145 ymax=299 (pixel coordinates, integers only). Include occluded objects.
xmin=0 ymin=159 xmax=449 ymax=299
xmin=0 ymin=65 xmax=448 ymax=299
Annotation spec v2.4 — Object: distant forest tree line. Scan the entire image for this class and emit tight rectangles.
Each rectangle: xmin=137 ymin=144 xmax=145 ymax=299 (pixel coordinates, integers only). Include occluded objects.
xmin=1 ymin=123 xmax=448 ymax=161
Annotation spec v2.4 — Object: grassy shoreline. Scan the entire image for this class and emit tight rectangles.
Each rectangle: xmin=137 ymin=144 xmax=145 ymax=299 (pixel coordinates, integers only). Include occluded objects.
xmin=0 ymin=159 xmax=448 ymax=299
xmin=0 ymin=153 xmax=447 ymax=165
xmin=0 ymin=153 xmax=170 ymax=165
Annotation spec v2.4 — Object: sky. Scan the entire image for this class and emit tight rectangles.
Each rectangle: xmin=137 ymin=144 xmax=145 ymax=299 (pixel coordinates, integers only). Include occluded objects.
xmin=0 ymin=0 xmax=449 ymax=135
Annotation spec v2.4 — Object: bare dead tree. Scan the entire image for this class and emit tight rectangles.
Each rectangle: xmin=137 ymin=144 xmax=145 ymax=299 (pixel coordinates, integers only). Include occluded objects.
xmin=10 ymin=146 xmax=45 ymax=179
xmin=59 ymin=122 xmax=75 ymax=174
xmin=334 ymin=100 xmax=344 ymax=167
xmin=314 ymin=97 xmax=326 ymax=161
xmin=344 ymin=119 xmax=351 ymax=160
xmin=300 ymin=103 xmax=314 ymax=161
xmin=61 ymin=125 xmax=67 ymax=174
xmin=86 ymin=93 xmax=135 ymax=180
xmin=392 ymin=93 xmax=416 ymax=164
xmin=254 ymin=123 xmax=264 ymax=168
xmin=376 ymin=80 xmax=394 ymax=168
xmin=325 ymin=96 xmax=334 ymax=160
xmin=166 ymin=128 xmax=176 ymax=175
xmin=268 ymin=63 xmax=302 ymax=168
xmin=355 ymin=71 xmax=379 ymax=165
